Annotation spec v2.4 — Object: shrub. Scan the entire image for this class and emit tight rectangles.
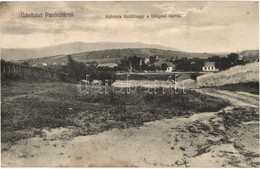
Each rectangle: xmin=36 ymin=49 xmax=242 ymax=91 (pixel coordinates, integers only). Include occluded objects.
xmin=99 ymin=70 xmax=116 ymax=85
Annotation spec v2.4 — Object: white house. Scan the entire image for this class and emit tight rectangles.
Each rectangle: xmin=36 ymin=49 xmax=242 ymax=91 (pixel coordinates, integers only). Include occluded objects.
xmin=166 ymin=66 xmax=174 ymax=72
xmin=164 ymin=62 xmax=175 ymax=72
xmin=202 ymin=62 xmax=218 ymax=71
xmin=239 ymin=54 xmax=244 ymax=60
xmin=144 ymin=57 xmax=149 ymax=64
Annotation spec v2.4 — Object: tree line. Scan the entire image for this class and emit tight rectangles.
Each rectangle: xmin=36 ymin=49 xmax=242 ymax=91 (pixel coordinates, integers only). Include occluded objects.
xmin=113 ymin=53 xmax=245 ymax=72
xmin=63 ymin=55 xmax=116 ymax=85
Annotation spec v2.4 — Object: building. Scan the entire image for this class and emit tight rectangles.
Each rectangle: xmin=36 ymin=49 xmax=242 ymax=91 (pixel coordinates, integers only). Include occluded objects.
xmin=202 ymin=62 xmax=218 ymax=71
xmin=155 ymin=55 xmax=159 ymax=61
xmin=144 ymin=57 xmax=149 ymax=64
xmin=157 ymin=61 xmax=175 ymax=72
xmin=238 ymin=54 xmax=244 ymax=60
xmin=166 ymin=66 xmax=174 ymax=72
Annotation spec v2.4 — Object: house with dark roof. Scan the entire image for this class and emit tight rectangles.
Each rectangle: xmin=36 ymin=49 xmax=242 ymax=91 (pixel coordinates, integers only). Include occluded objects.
xmin=153 ymin=61 xmax=175 ymax=72
xmin=165 ymin=62 xmax=175 ymax=72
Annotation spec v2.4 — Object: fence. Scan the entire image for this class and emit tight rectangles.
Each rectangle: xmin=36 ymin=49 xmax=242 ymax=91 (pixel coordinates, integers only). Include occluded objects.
xmin=1 ymin=60 xmax=69 ymax=82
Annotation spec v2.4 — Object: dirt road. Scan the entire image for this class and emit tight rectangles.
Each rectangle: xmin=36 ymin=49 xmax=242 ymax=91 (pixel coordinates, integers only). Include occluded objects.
xmin=194 ymin=88 xmax=259 ymax=108
xmin=1 ymin=112 xmax=228 ymax=167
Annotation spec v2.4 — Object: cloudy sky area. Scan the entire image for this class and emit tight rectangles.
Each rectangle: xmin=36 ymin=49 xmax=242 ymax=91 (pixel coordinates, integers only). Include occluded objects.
xmin=0 ymin=1 xmax=259 ymax=53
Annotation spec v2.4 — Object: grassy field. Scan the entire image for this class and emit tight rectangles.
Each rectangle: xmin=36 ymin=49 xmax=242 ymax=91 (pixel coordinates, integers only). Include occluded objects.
xmin=1 ymin=81 xmax=230 ymax=143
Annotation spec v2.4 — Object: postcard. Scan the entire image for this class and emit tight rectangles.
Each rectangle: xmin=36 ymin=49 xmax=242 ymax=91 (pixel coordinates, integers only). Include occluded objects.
xmin=1 ymin=1 xmax=259 ymax=167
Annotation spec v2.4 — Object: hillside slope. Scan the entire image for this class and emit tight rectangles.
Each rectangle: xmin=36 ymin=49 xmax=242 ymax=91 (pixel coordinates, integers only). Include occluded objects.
xmin=183 ymin=62 xmax=259 ymax=89
xmin=17 ymin=48 xmax=213 ymax=65
xmin=1 ymin=42 xmax=179 ymax=61
xmin=240 ymin=50 xmax=259 ymax=63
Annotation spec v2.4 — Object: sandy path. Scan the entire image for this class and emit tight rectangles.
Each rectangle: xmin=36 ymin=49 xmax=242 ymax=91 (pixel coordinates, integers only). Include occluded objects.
xmin=2 ymin=112 xmax=222 ymax=167
xmin=3 ymin=109 xmax=258 ymax=167
xmin=194 ymin=89 xmax=259 ymax=108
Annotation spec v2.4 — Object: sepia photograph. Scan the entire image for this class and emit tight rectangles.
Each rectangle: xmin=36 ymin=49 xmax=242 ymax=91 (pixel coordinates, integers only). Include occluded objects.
xmin=0 ymin=1 xmax=259 ymax=167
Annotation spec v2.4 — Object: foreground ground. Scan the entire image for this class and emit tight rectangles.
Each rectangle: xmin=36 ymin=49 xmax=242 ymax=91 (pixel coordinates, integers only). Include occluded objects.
xmin=1 ymin=81 xmax=259 ymax=167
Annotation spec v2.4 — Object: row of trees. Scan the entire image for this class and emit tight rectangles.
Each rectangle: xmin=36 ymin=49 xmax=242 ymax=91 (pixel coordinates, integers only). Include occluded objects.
xmin=62 ymin=53 xmax=244 ymax=82
xmin=114 ymin=55 xmax=165 ymax=72
xmin=114 ymin=55 xmax=205 ymax=72
xmin=114 ymin=55 xmax=143 ymax=71
xmin=173 ymin=53 xmax=244 ymax=71
xmin=63 ymin=56 xmax=116 ymax=85
xmin=172 ymin=58 xmax=204 ymax=71
xmin=114 ymin=53 xmax=244 ymax=72
xmin=208 ymin=53 xmax=244 ymax=70
xmin=171 ymin=53 xmax=245 ymax=71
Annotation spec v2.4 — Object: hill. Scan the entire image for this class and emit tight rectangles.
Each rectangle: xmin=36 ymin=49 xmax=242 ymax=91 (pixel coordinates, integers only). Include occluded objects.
xmin=15 ymin=48 xmax=214 ymax=66
xmin=1 ymin=42 xmax=179 ymax=61
xmin=239 ymin=50 xmax=259 ymax=63
xmin=183 ymin=62 xmax=259 ymax=89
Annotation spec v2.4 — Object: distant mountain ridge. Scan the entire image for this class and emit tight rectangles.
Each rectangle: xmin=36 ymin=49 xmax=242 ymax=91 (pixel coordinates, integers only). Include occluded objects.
xmin=16 ymin=48 xmax=216 ymax=66
xmin=1 ymin=42 xmax=180 ymax=61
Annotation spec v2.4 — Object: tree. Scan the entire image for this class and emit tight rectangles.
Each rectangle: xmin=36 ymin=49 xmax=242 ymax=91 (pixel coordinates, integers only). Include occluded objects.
xmin=161 ymin=63 xmax=168 ymax=71
xmin=117 ymin=59 xmax=130 ymax=71
xmin=228 ymin=53 xmax=239 ymax=66
xmin=188 ymin=58 xmax=205 ymax=71
xmin=128 ymin=55 xmax=141 ymax=70
xmin=99 ymin=70 xmax=116 ymax=85
xmin=21 ymin=61 xmax=30 ymax=66
xmin=190 ymin=73 xmax=199 ymax=81
xmin=208 ymin=56 xmax=221 ymax=62
xmin=140 ymin=59 xmax=147 ymax=70
xmin=175 ymin=58 xmax=190 ymax=71
xmin=63 ymin=55 xmax=88 ymax=82
xmin=147 ymin=64 xmax=156 ymax=71
xmin=149 ymin=55 xmax=157 ymax=64
xmin=216 ymin=57 xmax=231 ymax=70
xmin=64 ymin=56 xmax=116 ymax=85
xmin=86 ymin=63 xmax=99 ymax=82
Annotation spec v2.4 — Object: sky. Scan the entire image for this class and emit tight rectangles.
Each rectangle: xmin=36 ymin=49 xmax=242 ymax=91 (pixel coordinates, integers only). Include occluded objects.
xmin=0 ymin=1 xmax=259 ymax=53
